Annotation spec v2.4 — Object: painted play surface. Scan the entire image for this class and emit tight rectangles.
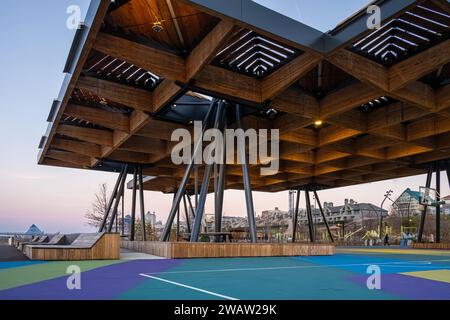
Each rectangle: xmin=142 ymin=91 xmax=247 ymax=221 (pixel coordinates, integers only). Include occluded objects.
xmin=1 ymin=247 xmax=449 ymax=300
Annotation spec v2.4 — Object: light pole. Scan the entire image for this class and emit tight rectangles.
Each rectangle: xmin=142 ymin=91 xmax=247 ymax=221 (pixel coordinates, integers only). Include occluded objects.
xmin=379 ymin=190 xmax=393 ymax=238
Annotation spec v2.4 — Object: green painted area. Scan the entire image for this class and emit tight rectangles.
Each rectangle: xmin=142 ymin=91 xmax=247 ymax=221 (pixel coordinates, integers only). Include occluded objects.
xmin=0 ymin=260 xmax=122 ymax=291
xmin=119 ymin=257 xmax=397 ymax=300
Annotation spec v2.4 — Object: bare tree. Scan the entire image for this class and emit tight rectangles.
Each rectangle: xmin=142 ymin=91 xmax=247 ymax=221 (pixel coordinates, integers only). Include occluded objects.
xmin=85 ymin=183 xmax=109 ymax=228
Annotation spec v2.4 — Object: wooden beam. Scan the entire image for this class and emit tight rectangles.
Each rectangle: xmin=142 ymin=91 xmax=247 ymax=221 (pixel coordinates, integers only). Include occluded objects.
xmin=436 ymin=84 xmax=450 ymax=112
xmin=280 ymin=128 xmax=317 ymax=146
xmin=64 ymin=103 xmax=130 ymax=132
xmin=320 ymin=82 xmax=380 ymax=119
xmin=389 ymin=40 xmax=450 ymax=91
xmin=93 ymin=32 xmax=186 ymax=81
xmin=52 ymin=137 xmax=101 ymax=158
xmin=56 ymin=124 xmax=113 ymax=147
xmin=194 ymin=64 xmax=261 ymax=102
xmin=327 ymin=49 xmax=389 ymax=91
xmin=327 ymin=109 xmax=367 ymax=132
xmin=272 ymin=87 xmax=319 ymax=118
xmin=106 ymin=149 xmax=150 ymax=164
xmin=407 ymin=115 xmax=450 ymax=141
xmin=120 ymin=135 xmax=166 ymax=155
xmin=318 ymin=127 xmax=361 ymax=147
xmin=77 ymin=76 xmax=154 ymax=112
xmin=391 ymin=81 xmax=436 ymax=111
xmin=326 ymin=49 xmax=437 ymax=112
xmin=95 ymin=80 xmax=184 ymax=163
xmin=186 ymin=20 xmax=237 ymax=80
xmin=47 ymin=150 xmax=93 ymax=167
xmin=261 ymin=53 xmax=321 ymax=101
xmin=386 ymin=143 xmax=432 ymax=160
xmin=367 ymin=102 xmax=427 ymax=131
xmin=42 ymin=158 xmax=83 ymax=169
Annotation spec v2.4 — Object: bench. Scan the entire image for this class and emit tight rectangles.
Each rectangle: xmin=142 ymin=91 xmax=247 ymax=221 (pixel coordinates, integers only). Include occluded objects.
xmin=24 ymin=232 xmax=120 ymax=260
xmin=17 ymin=235 xmax=49 ymax=251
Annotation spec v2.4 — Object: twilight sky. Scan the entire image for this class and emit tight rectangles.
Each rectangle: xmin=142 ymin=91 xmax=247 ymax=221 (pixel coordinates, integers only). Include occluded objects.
xmin=0 ymin=0 xmax=448 ymax=233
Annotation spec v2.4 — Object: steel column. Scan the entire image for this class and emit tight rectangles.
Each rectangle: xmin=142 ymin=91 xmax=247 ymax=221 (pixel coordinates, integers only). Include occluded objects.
xmin=187 ymin=194 xmax=195 ymax=220
xmin=182 ymin=193 xmax=191 ymax=233
xmin=214 ymin=112 xmax=227 ymax=242
xmin=194 ymin=166 xmax=198 ymax=209
xmin=436 ymin=161 xmax=441 ymax=243
xmin=418 ymin=164 xmax=434 ymax=242
xmin=313 ymin=190 xmax=334 ymax=243
xmin=191 ymin=101 xmax=225 ymax=242
xmin=292 ymin=189 xmax=300 ymax=242
xmin=177 ymin=192 xmax=180 ymax=242
xmin=159 ymin=99 xmax=216 ymax=241
xmin=236 ymin=104 xmax=257 ymax=243
xmin=108 ymin=164 xmax=128 ymax=232
xmin=305 ymin=190 xmax=315 ymax=242
xmin=121 ymin=189 xmax=125 ymax=236
xmin=130 ymin=167 xmax=137 ymax=241
xmin=446 ymin=160 xmax=450 ymax=188
xmin=138 ymin=165 xmax=146 ymax=241
xmin=99 ymin=165 xmax=126 ymax=232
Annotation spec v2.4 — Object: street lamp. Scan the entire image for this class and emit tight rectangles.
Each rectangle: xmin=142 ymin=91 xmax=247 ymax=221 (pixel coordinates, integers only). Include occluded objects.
xmin=379 ymin=190 xmax=393 ymax=238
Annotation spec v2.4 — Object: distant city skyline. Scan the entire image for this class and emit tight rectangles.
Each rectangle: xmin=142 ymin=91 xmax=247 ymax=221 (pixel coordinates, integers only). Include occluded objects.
xmin=0 ymin=0 xmax=449 ymax=233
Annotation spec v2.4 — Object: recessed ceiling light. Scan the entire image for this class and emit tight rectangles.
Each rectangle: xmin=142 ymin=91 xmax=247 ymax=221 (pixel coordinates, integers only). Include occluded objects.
xmin=314 ymin=120 xmax=323 ymax=127
xmin=152 ymin=21 xmax=164 ymax=33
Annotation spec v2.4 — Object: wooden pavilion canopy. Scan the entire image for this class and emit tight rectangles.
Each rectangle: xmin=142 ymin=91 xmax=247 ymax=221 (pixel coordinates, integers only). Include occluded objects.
xmin=38 ymin=0 xmax=450 ymax=193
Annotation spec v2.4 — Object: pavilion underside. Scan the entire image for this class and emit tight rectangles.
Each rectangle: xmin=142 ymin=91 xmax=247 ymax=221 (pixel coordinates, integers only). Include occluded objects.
xmin=38 ymin=0 xmax=450 ymax=194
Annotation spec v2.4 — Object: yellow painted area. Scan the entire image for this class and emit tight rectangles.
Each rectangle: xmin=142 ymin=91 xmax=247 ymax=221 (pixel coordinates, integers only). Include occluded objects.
xmin=337 ymin=248 xmax=450 ymax=256
xmin=401 ymin=270 xmax=450 ymax=284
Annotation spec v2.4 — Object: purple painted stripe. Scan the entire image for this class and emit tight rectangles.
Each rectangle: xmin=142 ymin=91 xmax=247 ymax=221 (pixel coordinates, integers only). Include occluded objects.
xmin=0 ymin=259 xmax=182 ymax=300
xmin=348 ymin=273 xmax=450 ymax=300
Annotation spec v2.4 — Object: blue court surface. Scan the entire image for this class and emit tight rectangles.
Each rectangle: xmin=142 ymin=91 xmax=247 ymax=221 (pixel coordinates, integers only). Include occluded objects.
xmin=1 ymin=247 xmax=450 ymax=300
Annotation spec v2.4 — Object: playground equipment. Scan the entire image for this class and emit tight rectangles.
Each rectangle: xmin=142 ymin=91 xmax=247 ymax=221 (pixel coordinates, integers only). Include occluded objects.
xmin=419 ymin=186 xmax=445 ymax=207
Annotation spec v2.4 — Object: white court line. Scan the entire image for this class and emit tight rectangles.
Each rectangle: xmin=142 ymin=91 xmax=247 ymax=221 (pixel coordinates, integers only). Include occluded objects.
xmin=140 ymin=259 xmax=450 ymax=276
xmin=139 ymin=273 xmax=239 ymax=300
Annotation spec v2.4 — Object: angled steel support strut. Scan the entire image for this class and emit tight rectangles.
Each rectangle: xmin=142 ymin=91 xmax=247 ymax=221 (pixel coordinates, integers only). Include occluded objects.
xmin=138 ymin=165 xmax=146 ymax=241
xmin=215 ymin=108 xmax=227 ymax=242
xmin=236 ymin=104 xmax=257 ymax=243
xmin=99 ymin=165 xmax=127 ymax=232
xmin=191 ymin=100 xmax=225 ymax=242
xmin=160 ymin=99 xmax=217 ymax=241
xmin=314 ymin=190 xmax=334 ymax=243
xmin=418 ymin=163 xmax=434 ymax=242
xmin=108 ymin=164 xmax=128 ymax=232
xmin=435 ymin=161 xmax=441 ymax=243
xmin=182 ymin=193 xmax=191 ymax=234
xmin=305 ymin=190 xmax=315 ymax=242
xmin=130 ymin=166 xmax=137 ymax=241
xmin=292 ymin=189 xmax=300 ymax=242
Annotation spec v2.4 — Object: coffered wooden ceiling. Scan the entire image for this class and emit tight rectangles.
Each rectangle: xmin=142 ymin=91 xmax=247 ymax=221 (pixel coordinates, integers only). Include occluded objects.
xmin=38 ymin=0 xmax=450 ymax=193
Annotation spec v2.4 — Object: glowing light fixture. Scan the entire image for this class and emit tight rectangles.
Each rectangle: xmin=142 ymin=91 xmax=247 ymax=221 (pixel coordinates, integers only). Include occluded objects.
xmin=314 ymin=120 xmax=323 ymax=127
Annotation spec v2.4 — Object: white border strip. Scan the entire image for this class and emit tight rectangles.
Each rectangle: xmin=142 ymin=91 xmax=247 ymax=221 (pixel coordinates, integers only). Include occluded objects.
xmin=140 ymin=259 xmax=450 ymax=275
xmin=139 ymin=273 xmax=239 ymax=300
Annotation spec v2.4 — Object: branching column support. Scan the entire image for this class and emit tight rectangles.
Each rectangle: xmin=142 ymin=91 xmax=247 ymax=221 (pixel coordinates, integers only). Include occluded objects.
xmin=418 ymin=164 xmax=434 ymax=242
xmin=159 ymin=99 xmax=217 ymax=242
xmin=236 ymin=104 xmax=257 ymax=243
xmin=191 ymin=100 xmax=225 ymax=242
xmin=107 ymin=164 xmax=128 ymax=232
xmin=99 ymin=164 xmax=127 ymax=233
xmin=313 ymin=190 xmax=334 ymax=243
